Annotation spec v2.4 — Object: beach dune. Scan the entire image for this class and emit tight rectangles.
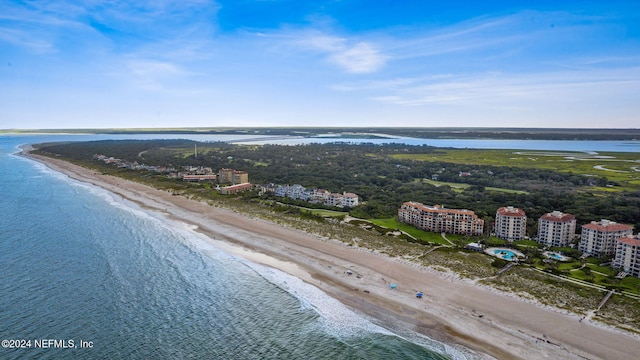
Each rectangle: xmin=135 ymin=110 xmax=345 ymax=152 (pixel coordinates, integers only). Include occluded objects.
xmin=24 ymin=150 xmax=640 ymax=360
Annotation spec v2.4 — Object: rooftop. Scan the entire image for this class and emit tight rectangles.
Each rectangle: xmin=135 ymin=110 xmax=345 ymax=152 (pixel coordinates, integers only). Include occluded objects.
xmin=540 ymin=211 xmax=575 ymax=222
xmin=402 ymin=202 xmax=477 ymax=216
xmin=583 ymin=220 xmax=633 ymax=232
xmin=497 ymin=206 xmax=526 ymax=217
xmin=618 ymin=236 xmax=640 ymax=247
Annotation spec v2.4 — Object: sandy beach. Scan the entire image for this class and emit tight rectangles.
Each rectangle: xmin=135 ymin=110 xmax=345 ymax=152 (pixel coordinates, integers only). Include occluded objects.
xmin=23 ymin=149 xmax=640 ymax=360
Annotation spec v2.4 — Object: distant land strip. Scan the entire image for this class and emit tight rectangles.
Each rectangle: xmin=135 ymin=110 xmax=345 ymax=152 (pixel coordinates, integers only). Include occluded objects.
xmin=3 ymin=127 xmax=640 ymax=141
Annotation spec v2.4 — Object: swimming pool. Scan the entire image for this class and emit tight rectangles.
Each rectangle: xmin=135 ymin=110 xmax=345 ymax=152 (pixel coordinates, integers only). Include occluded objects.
xmin=543 ymin=251 xmax=570 ymax=261
xmin=485 ymin=247 xmax=524 ymax=261
xmin=494 ymin=249 xmax=516 ymax=260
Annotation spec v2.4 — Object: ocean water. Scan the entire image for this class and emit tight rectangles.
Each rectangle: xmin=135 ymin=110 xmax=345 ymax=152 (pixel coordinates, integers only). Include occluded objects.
xmin=0 ymin=134 xmax=455 ymax=359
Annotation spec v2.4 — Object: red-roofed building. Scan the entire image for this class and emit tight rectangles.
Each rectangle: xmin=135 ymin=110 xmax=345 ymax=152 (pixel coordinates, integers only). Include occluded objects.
xmin=613 ymin=235 xmax=640 ymax=278
xmin=495 ymin=206 xmax=527 ymax=241
xmin=217 ymin=183 xmax=252 ymax=195
xmin=398 ymin=202 xmax=484 ymax=236
xmin=537 ymin=211 xmax=576 ymax=247
xmin=182 ymin=174 xmax=217 ymax=182
xmin=579 ymin=219 xmax=633 ymax=258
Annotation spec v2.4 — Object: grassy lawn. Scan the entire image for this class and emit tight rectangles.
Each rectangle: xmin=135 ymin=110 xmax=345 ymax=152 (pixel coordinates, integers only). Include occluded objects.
xmin=531 ymin=259 xmax=640 ymax=294
xmin=514 ymin=239 xmax=539 ymax=248
xmin=559 ymin=262 xmax=581 ymax=271
xmin=485 ymin=186 xmax=529 ymax=194
xmin=369 ymin=218 xmax=453 ymax=245
xmin=304 ymin=208 xmax=349 ymax=217
xmin=586 ymin=264 xmax=617 ymax=276
xmin=424 ymin=180 xmax=466 ymax=193
xmin=281 ymin=204 xmax=348 ymax=218
xmin=483 ymin=236 xmax=508 ymax=246
xmin=571 ymin=269 xmax=592 ymax=281
xmin=621 ymin=276 xmax=640 ymax=293
xmin=422 ymin=179 xmax=529 ymax=194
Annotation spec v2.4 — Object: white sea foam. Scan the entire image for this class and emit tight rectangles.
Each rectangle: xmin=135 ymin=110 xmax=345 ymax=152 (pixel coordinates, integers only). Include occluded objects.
xmin=242 ymin=260 xmax=395 ymax=337
xmin=81 ymin=189 xmax=476 ymax=359
xmin=116 ymin=203 xmax=393 ymax=339
xmin=243 ymin=261 xmax=481 ymax=359
xmin=24 ymin=154 xmax=476 ymax=360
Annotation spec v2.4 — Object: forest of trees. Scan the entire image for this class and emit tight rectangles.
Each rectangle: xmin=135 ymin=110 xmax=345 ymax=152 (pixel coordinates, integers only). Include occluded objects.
xmin=35 ymin=139 xmax=640 ymax=236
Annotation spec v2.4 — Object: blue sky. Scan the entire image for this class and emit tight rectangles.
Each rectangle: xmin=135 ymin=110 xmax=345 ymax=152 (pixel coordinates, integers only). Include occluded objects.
xmin=1 ymin=1 xmax=639 ymax=129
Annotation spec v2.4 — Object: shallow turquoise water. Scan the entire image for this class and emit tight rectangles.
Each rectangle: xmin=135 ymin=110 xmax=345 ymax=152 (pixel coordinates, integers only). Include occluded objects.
xmin=493 ymin=249 xmax=516 ymax=260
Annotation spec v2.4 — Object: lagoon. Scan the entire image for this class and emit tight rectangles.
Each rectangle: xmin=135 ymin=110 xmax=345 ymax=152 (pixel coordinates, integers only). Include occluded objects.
xmin=6 ymin=132 xmax=640 ymax=153
xmin=236 ymin=136 xmax=640 ymax=153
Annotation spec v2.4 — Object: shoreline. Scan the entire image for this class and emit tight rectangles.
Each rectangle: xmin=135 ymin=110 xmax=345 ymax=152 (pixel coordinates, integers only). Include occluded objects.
xmin=21 ymin=148 xmax=640 ymax=359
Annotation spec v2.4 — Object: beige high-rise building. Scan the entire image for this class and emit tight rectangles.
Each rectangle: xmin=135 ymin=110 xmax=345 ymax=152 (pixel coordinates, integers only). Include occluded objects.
xmin=579 ymin=219 xmax=633 ymax=258
xmin=218 ymin=168 xmax=248 ymax=184
xmin=614 ymin=235 xmax=640 ymax=278
xmin=494 ymin=206 xmax=527 ymax=241
xmin=537 ymin=211 xmax=576 ymax=247
xmin=231 ymin=171 xmax=248 ymax=184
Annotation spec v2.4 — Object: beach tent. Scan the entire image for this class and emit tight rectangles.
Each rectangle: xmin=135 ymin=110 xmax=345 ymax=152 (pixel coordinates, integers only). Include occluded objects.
xmin=390 ymin=283 xmax=397 ymax=289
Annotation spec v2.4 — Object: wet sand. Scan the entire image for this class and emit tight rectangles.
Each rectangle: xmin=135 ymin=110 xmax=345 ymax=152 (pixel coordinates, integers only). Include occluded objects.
xmin=23 ymin=149 xmax=640 ymax=360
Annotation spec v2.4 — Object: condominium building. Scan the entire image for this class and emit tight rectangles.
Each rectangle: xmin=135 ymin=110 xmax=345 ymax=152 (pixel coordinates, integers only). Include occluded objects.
xmin=326 ymin=193 xmax=343 ymax=207
xmin=578 ymin=219 xmax=633 ymax=258
xmin=326 ymin=192 xmax=360 ymax=208
xmin=274 ymin=184 xmax=307 ymax=199
xmin=537 ymin=211 xmax=577 ymax=247
xmin=310 ymin=189 xmax=330 ymax=203
xmin=341 ymin=192 xmax=359 ymax=208
xmin=613 ymin=235 xmax=640 ymax=278
xmin=398 ymin=202 xmax=484 ymax=236
xmin=494 ymin=206 xmax=527 ymax=241
xmin=263 ymin=184 xmax=358 ymax=209
xmin=217 ymin=183 xmax=252 ymax=195
xmin=218 ymin=168 xmax=249 ymax=184
xmin=182 ymin=174 xmax=217 ymax=182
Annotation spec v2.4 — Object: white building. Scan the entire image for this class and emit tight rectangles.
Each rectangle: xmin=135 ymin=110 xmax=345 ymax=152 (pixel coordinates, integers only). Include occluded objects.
xmin=326 ymin=193 xmax=343 ymax=207
xmin=578 ymin=219 xmax=633 ymax=258
xmin=614 ymin=235 xmax=640 ymax=278
xmin=267 ymin=185 xmax=358 ymax=209
xmin=494 ymin=206 xmax=527 ymax=241
xmin=341 ymin=192 xmax=359 ymax=208
xmin=537 ymin=211 xmax=577 ymax=247
xmin=309 ymin=189 xmax=329 ymax=204
xmin=274 ymin=184 xmax=306 ymax=199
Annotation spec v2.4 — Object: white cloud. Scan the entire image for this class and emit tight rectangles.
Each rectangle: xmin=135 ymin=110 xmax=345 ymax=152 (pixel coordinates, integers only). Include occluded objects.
xmin=366 ymin=68 xmax=640 ymax=111
xmin=124 ymin=59 xmax=201 ymax=93
xmin=287 ymin=32 xmax=387 ymax=73
xmin=328 ymin=41 xmax=387 ymax=74
xmin=127 ymin=59 xmax=186 ymax=77
xmin=0 ymin=27 xmax=56 ymax=53
xmin=305 ymin=34 xmax=345 ymax=52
